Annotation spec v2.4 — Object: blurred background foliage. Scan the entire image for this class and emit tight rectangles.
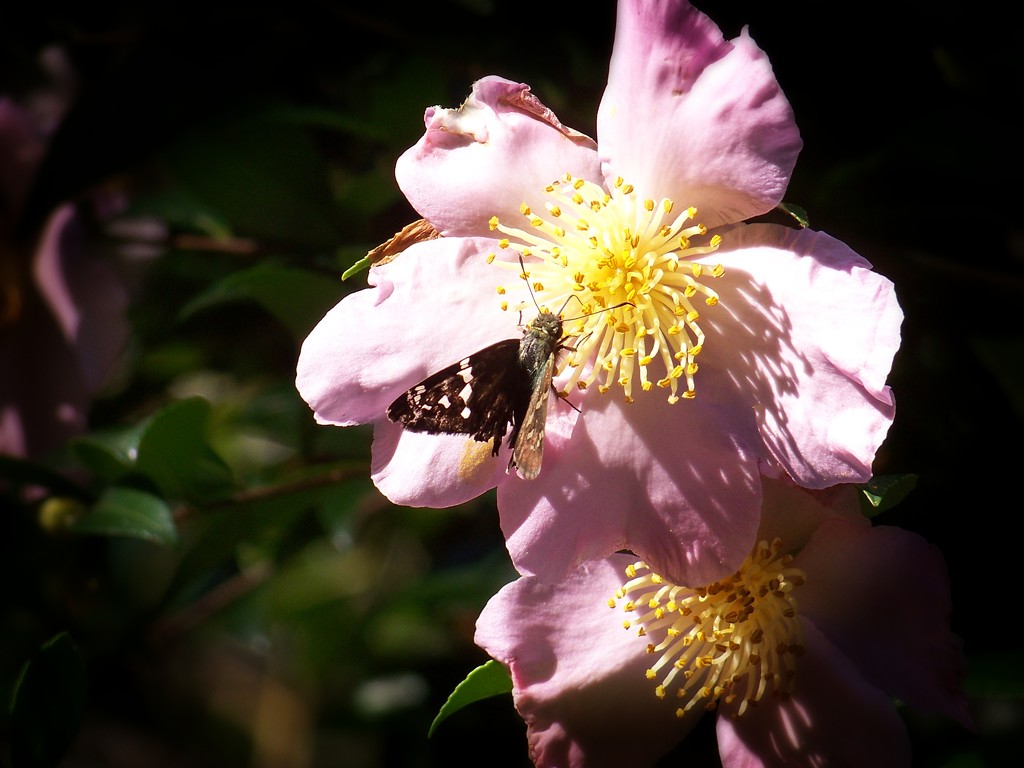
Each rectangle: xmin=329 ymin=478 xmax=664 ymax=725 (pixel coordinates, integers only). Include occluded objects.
xmin=0 ymin=1 xmax=1020 ymax=766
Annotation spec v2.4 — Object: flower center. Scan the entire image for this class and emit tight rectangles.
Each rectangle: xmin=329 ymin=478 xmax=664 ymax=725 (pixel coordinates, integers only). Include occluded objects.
xmin=488 ymin=174 xmax=723 ymax=403
xmin=610 ymin=539 xmax=805 ymax=719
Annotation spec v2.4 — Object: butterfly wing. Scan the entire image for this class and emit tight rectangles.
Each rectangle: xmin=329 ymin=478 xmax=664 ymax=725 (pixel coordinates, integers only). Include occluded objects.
xmin=509 ymin=350 xmax=555 ymax=480
xmin=386 ymin=339 xmax=526 ymax=456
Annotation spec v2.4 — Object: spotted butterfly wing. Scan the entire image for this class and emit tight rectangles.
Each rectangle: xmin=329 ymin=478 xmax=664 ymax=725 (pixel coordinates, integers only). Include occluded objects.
xmin=386 ymin=310 xmax=564 ymax=479
xmin=386 ymin=339 xmax=526 ymax=456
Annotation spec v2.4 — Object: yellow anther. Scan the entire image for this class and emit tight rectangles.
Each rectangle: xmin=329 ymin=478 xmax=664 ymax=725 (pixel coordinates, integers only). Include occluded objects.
xmin=485 ymin=173 xmax=722 ymax=403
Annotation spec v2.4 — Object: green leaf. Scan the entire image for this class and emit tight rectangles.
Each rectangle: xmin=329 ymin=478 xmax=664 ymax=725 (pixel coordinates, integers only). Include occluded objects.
xmin=72 ymin=486 xmax=178 ymax=545
xmin=134 ymin=397 xmax=235 ymax=504
xmin=9 ymin=632 xmax=87 ymax=768
xmin=179 ymin=262 xmax=344 ymax=342
xmin=71 ymin=400 xmax=233 ymax=503
xmin=69 ymin=422 xmax=148 ymax=484
xmin=341 ymin=253 xmax=372 ymax=281
xmin=778 ymin=201 xmax=810 ymax=228
xmin=428 ymin=660 xmax=512 ymax=737
xmin=858 ymin=473 xmax=918 ymax=518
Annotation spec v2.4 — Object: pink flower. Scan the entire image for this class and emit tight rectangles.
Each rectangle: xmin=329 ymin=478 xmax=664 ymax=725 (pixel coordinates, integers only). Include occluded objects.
xmin=1 ymin=94 xmax=129 ymax=460
xmin=295 ymin=0 xmax=902 ymax=586
xmin=474 ymin=479 xmax=972 ymax=768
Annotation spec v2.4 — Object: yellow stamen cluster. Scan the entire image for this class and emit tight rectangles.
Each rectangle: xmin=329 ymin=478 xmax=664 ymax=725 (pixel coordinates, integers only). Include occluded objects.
xmin=609 ymin=539 xmax=805 ymax=719
xmin=488 ymin=173 xmax=723 ymax=403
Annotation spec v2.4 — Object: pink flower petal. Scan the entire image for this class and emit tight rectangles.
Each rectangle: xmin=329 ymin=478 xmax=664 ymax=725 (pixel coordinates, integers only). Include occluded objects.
xmin=705 ymin=223 xmax=902 ymax=488
xmin=396 ymin=76 xmax=601 ymax=238
xmin=598 ymin=0 xmax=801 ymax=229
xmin=2 ymin=203 xmax=128 ymax=459
xmin=370 ymin=418 xmax=509 ymax=507
xmin=795 ymin=519 xmax=974 ymax=730
xmin=296 ymin=236 xmax=523 ymax=427
xmin=754 ymin=475 xmax=869 ymax=551
xmin=498 ymin=390 xmax=763 ymax=587
xmin=717 ymin=621 xmax=911 ymax=768
xmin=475 ymin=554 xmax=697 ymax=768
xmin=34 ymin=204 xmax=129 ymax=392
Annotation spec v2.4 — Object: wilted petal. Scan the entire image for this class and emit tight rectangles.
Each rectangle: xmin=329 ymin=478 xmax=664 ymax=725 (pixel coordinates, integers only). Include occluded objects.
xmin=598 ymin=0 xmax=801 ymax=228
xmin=396 ymin=76 xmax=601 ymax=238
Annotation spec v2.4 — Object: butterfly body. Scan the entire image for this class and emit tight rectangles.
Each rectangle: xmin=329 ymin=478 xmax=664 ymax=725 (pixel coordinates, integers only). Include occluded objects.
xmin=386 ymin=309 xmax=564 ymax=480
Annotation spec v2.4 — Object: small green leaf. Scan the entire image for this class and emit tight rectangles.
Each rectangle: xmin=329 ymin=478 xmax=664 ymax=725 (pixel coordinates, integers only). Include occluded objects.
xmin=69 ymin=422 xmax=148 ymax=483
xmin=858 ymin=473 xmax=919 ymax=517
xmin=72 ymin=486 xmax=178 ymax=545
xmin=134 ymin=397 xmax=235 ymax=504
xmin=778 ymin=201 xmax=810 ymax=228
xmin=9 ymin=632 xmax=87 ymax=768
xmin=341 ymin=254 xmax=372 ymax=281
xmin=428 ymin=660 xmax=512 ymax=737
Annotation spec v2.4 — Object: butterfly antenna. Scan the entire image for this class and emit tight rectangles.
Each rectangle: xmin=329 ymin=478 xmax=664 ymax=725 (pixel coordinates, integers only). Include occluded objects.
xmin=518 ymin=254 xmax=634 ymax=321
xmin=518 ymin=254 xmax=545 ymax=315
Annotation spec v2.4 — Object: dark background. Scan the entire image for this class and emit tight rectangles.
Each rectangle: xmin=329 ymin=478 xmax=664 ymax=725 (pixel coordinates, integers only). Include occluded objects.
xmin=2 ymin=1 xmax=1021 ymax=766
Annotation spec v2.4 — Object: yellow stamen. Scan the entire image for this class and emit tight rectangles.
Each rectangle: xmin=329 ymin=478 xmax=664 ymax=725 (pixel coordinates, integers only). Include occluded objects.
xmin=612 ymin=539 xmax=805 ymax=719
xmin=489 ymin=174 xmax=723 ymax=402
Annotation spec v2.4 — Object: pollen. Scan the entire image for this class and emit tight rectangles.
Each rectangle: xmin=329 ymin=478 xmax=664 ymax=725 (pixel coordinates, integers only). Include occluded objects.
xmin=489 ymin=174 xmax=723 ymax=401
xmin=611 ymin=539 xmax=806 ymax=719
